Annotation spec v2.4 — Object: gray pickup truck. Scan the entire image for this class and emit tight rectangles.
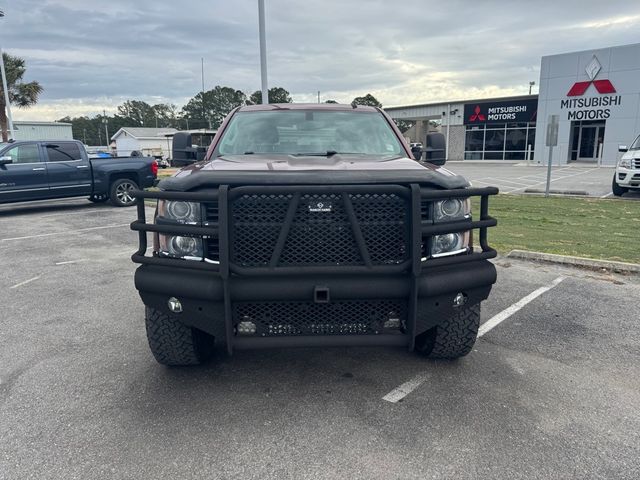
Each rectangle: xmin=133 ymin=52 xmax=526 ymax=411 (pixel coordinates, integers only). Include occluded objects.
xmin=0 ymin=140 xmax=158 ymax=207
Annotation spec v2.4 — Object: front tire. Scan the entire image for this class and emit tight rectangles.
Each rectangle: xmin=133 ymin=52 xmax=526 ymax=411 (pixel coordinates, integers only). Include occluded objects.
xmin=415 ymin=304 xmax=481 ymax=359
xmin=612 ymin=175 xmax=627 ymax=197
xmin=109 ymin=178 xmax=139 ymax=207
xmin=145 ymin=307 xmax=215 ymax=366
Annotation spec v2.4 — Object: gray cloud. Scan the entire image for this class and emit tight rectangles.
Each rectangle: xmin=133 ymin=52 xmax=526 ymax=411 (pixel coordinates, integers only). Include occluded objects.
xmin=2 ymin=0 xmax=640 ymax=120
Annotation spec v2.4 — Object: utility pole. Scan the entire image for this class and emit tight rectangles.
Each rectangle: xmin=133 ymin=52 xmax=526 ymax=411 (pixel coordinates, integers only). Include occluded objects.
xmin=258 ymin=0 xmax=268 ymax=104
xmin=0 ymin=10 xmax=15 ymax=140
xmin=317 ymin=91 xmax=320 ymax=104
xmin=529 ymin=81 xmax=535 ymax=95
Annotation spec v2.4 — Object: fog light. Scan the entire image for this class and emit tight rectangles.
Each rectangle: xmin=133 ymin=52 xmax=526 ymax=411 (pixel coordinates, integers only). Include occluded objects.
xmin=168 ymin=296 xmax=183 ymax=313
xmin=237 ymin=319 xmax=257 ymax=335
xmin=453 ymin=292 xmax=467 ymax=307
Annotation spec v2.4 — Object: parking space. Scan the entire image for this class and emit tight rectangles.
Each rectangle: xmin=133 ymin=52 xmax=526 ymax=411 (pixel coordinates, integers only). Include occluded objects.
xmin=1 ymin=199 xmax=639 ymax=479
xmin=446 ymin=162 xmax=640 ymax=199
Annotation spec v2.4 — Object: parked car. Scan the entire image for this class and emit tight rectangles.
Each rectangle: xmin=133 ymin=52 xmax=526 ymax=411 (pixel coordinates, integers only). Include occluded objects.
xmin=0 ymin=140 xmax=158 ymax=207
xmin=613 ymin=136 xmax=640 ymax=196
xmin=130 ymin=103 xmax=498 ymax=366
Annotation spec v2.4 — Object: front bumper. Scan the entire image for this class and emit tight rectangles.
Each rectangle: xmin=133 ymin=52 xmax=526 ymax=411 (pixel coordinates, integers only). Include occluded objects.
xmin=135 ymin=259 xmax=496 ymax=352
xmin=616 ymin=168 xmax=640 ymax=188
xmin=130 ymin=182 xmax=498 ymax=353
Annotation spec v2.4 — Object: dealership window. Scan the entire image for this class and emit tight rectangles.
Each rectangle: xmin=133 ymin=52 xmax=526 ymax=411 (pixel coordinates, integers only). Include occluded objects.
xmin=464 ymin=122 xmax=536 ymax=160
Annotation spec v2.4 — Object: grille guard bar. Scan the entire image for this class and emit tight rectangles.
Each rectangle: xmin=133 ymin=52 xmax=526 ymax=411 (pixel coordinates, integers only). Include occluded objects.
xmin=130 ymin=184 xmax=499 ymax=275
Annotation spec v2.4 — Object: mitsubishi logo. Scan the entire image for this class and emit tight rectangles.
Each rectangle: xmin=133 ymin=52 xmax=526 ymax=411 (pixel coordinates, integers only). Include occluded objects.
xmin=567 ymin=55 xmax=616 ymax=96
xmin=468 ymin=105 xmax=486 ymax=122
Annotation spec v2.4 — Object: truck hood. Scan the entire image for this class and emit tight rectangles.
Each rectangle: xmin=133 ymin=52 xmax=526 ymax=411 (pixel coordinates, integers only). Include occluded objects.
xmin=159 ymin=155 xmax=471 ymax=191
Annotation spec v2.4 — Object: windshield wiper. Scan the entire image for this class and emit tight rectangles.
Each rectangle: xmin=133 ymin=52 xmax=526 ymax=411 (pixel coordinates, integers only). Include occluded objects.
xmin=292 ymin=150 xmax=338 ymax=157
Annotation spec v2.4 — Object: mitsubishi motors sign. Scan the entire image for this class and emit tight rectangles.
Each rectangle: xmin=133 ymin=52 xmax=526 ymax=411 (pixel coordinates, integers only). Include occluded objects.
xmin=535 ymin=43 xmax=640 ymax=167
xmin=560 ymin=55 xmax=622 ymax=120
xmin=463 ymin=98 xmax=538 ymax=125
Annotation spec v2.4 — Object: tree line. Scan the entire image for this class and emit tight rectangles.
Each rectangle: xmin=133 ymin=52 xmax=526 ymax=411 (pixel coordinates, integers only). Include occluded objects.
xmin=58 ymin=89 xmax=409 ymax=146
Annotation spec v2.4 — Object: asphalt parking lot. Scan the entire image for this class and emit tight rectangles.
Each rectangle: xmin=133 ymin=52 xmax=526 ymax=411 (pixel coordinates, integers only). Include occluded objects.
xmin=446 ymin=162 xmax=640 ymax=199
xmin=1 ymin=198 xmax=640 ymax=479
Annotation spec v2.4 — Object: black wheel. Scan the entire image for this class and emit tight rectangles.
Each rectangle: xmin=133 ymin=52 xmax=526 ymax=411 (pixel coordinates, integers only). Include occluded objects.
xmin=88 ymin=193 xmax=108 ymax=203
xmin=109 ymin=178 xmax=138 ymax=207
xmin=611 ymin=175 xmax=627 ymax=197
xmin=415 ymin=304 xmax=481 ymax=359
xmin=145 ymin=307 xmax=215 ymax=366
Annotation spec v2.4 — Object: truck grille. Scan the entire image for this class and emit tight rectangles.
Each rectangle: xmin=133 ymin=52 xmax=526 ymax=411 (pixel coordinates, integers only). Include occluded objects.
xmin=233 ymin=299 xmax=406 ymax=336
xmin=633 ymin=158 xmax=640 ymax=169
xmin=230 ymin=192 xmax=409 ymax=268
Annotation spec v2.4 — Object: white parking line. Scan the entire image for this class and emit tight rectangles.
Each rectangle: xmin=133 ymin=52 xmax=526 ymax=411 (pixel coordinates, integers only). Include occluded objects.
xmin=382 ymin=374 xmax=428 ymax=403
xmin=600 ymin=192 xmax=613 ymax=199
xmin=10 ymin=276 xmax=41 ymax=289
xmin=382 ymin=276 xmax=566 ymax=404
xmin=1 ymin=224 xmax=129 ymax=242
xmin=55 ymin=259 xmax=88 ymax=265
xmin=478 ymin=276 xmax=565 ymax=338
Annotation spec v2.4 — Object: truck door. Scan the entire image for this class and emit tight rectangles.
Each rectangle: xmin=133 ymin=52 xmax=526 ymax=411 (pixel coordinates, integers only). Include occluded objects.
xmin=44 ymin=142 xmax=93 ymax=196
xmin=0 ymin=142 xmax=49 ymax=202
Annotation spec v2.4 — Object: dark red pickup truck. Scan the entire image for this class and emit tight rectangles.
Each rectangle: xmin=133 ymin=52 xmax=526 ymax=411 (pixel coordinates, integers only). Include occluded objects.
xmin=131 ymin=104 xmax=498 ymax=366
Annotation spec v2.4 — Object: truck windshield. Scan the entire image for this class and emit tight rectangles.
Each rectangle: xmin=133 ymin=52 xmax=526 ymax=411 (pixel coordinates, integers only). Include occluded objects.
xmin=214 ymin=110 xmax=404 ymax=158
xmin=629 ymin=135 xmax=640 ymax=150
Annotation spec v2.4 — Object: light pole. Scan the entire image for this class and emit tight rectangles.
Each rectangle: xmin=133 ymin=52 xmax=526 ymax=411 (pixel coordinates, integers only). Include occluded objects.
xmin=0 ymin=9 xmax=15 ymax=141
xmin=529 ymin=81 xmax=535 ymax=95
xmin=258 ymin=0 xmax=268 ymax=104
xmin=102 ymin=109 xmax=109 ymax=147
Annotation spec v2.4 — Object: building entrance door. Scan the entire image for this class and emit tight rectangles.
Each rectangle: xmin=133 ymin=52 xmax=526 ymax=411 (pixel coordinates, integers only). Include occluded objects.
xmin=576 ymin=122 xmax=605 ymax=162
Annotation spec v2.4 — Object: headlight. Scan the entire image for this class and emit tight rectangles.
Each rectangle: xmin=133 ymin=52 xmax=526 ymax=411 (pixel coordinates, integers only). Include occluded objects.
xmin=431 ymin=232 xmax=470 ymax=258
xmin=158 ymin=200 xmax=201 ymax=224
xmin=618 ymin=158 xmax=631 ymax=168
xmin=158 ymin=235 xmax=203 ymax=260
xmin=434 ymin=198 xmax=471 ymax=222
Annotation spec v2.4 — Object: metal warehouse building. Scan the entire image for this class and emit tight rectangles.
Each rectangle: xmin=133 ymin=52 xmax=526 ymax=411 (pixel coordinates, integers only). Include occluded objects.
xmin=386 ymin=42 xmax=640 ymax=167
xmin=12 ymin=121 xmax=73 ymax=141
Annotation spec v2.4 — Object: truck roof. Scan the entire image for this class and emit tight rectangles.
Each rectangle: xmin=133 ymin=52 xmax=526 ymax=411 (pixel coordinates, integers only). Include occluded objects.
xmin=237 ymin=103 xmax=380 ymax=112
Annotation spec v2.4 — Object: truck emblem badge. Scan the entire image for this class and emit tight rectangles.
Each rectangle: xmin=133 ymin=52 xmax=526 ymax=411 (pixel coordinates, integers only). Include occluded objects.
xmin=309 ymin=201 xmax=332 ymax=213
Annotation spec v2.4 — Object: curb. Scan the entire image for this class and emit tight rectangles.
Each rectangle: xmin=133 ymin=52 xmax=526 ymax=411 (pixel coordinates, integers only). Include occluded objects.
xmin=523 ymin=188 xmax=589 ymax=196
xmin=506 ymin=249 xmax=640 ymax=274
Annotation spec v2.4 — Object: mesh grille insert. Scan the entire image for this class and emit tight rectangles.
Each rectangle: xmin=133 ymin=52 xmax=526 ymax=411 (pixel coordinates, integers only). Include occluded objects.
xmin=234 ymin=300 xmax=407 ymax=336
xmin=230 ymin=191 xmax=409 ymax=268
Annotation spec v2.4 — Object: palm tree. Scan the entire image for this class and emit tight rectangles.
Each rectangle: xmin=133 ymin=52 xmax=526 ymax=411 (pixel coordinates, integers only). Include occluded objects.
xmin=0 ymin=52 xmax=43 ymax=141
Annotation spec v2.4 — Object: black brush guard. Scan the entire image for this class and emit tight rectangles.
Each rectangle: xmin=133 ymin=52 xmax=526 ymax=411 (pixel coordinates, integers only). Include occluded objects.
xmin=131 ymin=184 xmax=498 ymax=354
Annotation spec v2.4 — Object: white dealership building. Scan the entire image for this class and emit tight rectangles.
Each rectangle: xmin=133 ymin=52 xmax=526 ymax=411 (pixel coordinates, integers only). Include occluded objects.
xmin=386 ymin=42 xmax=640 ymax=166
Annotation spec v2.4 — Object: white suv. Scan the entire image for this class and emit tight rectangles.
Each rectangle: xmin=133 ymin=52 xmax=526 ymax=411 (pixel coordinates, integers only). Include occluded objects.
xmin=613 ymin=135 xmax=640 ymax=196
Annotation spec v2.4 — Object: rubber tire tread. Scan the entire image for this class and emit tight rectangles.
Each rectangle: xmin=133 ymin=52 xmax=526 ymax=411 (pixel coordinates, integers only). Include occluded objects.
xmin=145 ymin=307 xmax=213 ymax=366
xmin=419 ymin=304 xmax=481 ymax=359
xmin=611 ymin=175 xmax=627 ymax=197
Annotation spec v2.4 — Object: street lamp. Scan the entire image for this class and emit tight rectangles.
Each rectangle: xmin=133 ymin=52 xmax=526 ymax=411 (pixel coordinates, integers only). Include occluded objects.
xmin=529 ymin=81 xmax=536 ymax=95
xmin=0 ymin=9 xmax=15 ymax=140
xmin=102 ymin=109 xmax=109 ymax=147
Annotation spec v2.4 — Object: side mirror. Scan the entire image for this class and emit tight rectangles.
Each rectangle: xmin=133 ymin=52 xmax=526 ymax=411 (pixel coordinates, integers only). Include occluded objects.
xmin=618 ymin=145 xmax=628 ymax=153
xmin=423 ymin=133 xmax=447 ymax=166
xmin=410 ymin=145 xmax=422 ymax=161
xmin=0 ymin=155 xmax=13 ymax=165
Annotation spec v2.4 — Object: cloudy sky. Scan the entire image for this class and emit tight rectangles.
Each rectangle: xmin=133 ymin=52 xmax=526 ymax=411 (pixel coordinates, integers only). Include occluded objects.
xmin=3 ymin=0 xmax=640 ymax=120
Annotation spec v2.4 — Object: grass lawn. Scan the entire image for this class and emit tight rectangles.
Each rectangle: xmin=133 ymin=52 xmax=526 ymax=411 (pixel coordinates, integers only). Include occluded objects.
xmin=475 ymin=194 xmax=640 ymax=264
